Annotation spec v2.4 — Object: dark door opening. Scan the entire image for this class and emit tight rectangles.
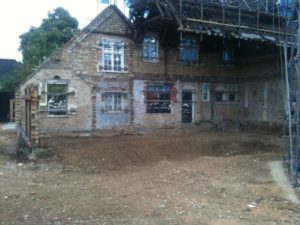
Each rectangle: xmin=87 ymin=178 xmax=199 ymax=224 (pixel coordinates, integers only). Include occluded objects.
xmin=0 ymin=92 xmax=13 ymax=122
xmin=182 ymin=91 xmax=193 ymax=123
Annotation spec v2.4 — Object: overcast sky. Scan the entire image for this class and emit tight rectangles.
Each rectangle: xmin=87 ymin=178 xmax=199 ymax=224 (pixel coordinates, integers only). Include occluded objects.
xmin=0 ymin=0 xmax=126 ymax=62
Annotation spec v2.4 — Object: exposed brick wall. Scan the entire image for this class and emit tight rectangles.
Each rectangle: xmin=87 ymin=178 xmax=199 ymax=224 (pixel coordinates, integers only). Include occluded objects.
xmin=15 ymin=5 xmax=285 ymax=139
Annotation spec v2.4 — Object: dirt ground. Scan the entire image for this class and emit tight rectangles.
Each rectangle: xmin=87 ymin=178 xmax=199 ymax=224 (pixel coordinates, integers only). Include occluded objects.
xmin=0 ymin=126 xmax=300 ymax=225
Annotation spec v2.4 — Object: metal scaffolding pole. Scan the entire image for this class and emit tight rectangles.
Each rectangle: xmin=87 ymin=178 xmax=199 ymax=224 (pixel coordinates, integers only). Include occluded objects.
xmin=283 ymin=0 xmax=300 ymax=187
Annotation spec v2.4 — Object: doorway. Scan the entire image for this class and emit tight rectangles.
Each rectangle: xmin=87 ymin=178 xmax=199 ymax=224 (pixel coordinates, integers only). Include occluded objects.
xmin=182 ymin=91 xmax=193 ymax=123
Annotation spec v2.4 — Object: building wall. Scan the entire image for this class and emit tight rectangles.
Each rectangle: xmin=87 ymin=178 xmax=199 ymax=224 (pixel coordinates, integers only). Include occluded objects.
xmin=16 ymin=69 xmax=93 ymax=134
xmin=95 ymin=80 xmax=131 ymax=129
xmin=239 ymin=61 xmax=284 ymax=125
xmin=133 ymin=80 xmax=180 ymax=127
xmin=15 ymin=5 xmax=285 ymax=141
xmin=132 ymin=46 xmax=238 ymax=80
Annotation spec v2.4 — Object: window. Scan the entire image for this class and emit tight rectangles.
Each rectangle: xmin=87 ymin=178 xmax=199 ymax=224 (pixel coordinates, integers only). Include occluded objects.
xmin=47 ymin=84 xmax=68 ymax=116
xmin=101 ymin=93 xmax=127 ymax=113
xmin=146 ymin=84 xmax=171 ymax=113
xmin=180 ymin=39 xmax=198 ymax=63
xmin=102 ymin=39 xmax=124 ymax=72
xmin=213 ymin=84 xmax=238 ymax=103
xmin=222 ymin=49 xmax=234 ymax=65
xmin=202 ymin=83 xmax=210 ymax=102
xmin=143 ymin=35 xmax=158 ymax=62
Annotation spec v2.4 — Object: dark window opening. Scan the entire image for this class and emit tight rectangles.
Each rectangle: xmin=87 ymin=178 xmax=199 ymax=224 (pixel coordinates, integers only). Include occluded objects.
xmin=222 ymin=49 xmax=234 ymax=65
xmin=143 ymin=35 xmax=158 ymax=62
xmin=47 ymin=84 xmax=67 ymax=116
xmin=180 ymin=39 xmax=198 ymax=64
xmin=146 ymin=84 xmax=171 ymax=113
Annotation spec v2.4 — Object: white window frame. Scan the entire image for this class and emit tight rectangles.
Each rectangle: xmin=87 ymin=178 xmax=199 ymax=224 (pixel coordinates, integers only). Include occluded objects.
xmin=201 ymin=83 xmax=210 ymax=102
xmin=101 ymin=92 xmax=128 ymax=113
xmin=143 ymin=34 xmax=159 ymax=63
xmin=101 ymin=38 xmax=125 ymax=72
xmin=214 ymin=84 xmax=238 ymax=103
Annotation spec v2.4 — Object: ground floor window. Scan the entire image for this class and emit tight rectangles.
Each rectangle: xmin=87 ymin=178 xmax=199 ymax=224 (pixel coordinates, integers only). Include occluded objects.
xmin=201 ymin=83 xmax=210 ymax=102
xmin=101 ymin=93 xmax=128 ymax=113
xmin=47 ymin=83 xmax=68 ymax=115
xmin=146 ymin=84 xmax=171 ymax=113
xmin=214 ymin=84 xmax=238 ymax=103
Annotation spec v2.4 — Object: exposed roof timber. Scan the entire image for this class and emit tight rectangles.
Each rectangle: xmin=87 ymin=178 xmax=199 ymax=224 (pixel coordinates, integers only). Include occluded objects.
xmin=131 ymin=0 xmax=284 ymax=14
xmin=130 ymin=0 xmax=296 ymax=46
xmin=179 ymin=18 xmax=296 ymax=45
xmin=174 ymin=0 xmax=279 ymax=13
xmin=242 ymin=0 xmax=251 ymax=10
xmin=184 ymin=17 xmax=288 ymax=36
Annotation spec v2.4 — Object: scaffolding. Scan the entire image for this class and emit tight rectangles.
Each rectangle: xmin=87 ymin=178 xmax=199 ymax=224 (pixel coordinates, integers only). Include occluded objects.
xmin=129 ymin=0 xmax=300 ymax=186
xmin=282 ymin=1 xmax=300 ymax=187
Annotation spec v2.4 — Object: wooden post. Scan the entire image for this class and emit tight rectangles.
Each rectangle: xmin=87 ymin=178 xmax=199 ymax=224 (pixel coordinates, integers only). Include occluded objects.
xmin=9 ymin=99 xmax=15 ymax=122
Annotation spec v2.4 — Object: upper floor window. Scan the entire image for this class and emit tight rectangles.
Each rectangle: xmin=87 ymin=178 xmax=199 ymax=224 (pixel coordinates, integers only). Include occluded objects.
xmin=143 ymin=35 xmax=158 ymax=63
xmin=47 ymin=83 xmax=68 ymax=116
xmin=180 ymin=39 xmax=198 ymax=64
xmin=222 ymin=48 xmax=234 ymax=65
xmin=102 ymin=39 xmax=124 ymax=72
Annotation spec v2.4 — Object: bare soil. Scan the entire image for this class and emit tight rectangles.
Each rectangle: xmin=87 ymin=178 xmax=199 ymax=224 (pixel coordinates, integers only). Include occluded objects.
xmin=0 ymin=128 xmax=300 ymax=225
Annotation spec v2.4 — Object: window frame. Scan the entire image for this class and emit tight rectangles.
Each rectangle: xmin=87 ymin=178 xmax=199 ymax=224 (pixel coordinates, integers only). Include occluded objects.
xmin=222 ymin=48 xmax=234 ymax=65
xmin=47 ymin=82 xmax=68 ymax=117
xmin=101 ymin=92 xmax=128 ymax=113
xmin=213 ymin=84 xmax=238 ymax=103
xmin=143 ymin=34 xmax=159 ymax=63
xmin=201 ymin=83 xmax=210 ymax=102
xmin=101 ymin=38 xmax=125 ymax=72
xmin=145 ymin=84 xmax=171 ymax=114
xmin=179 ymin=38 xmax=198 ymax=64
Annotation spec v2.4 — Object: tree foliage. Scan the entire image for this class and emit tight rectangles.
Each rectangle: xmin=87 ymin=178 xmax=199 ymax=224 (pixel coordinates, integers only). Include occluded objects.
xmin=0 ymin=7 xmax=78 ymax=92
xmin=19 ymin=7 xmax=78 ymax=66
xmin=0 ymin=63 xmax=32 ymax=92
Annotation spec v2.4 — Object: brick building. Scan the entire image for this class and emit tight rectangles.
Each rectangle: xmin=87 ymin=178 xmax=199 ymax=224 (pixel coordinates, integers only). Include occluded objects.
xmin=15 ymin=4 xmax=284 ymax=147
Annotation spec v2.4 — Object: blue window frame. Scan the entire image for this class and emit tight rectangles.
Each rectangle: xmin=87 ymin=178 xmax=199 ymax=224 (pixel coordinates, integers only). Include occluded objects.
xmin=143 ymin=35 xmax=158 ymax=63
xmin=180 ymin=39 xmax=198 ymax=63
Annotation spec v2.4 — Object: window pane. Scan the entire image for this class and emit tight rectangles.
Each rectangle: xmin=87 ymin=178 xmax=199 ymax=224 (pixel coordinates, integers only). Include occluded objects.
xmin=102 ymin=39 xmax=124 ymax=72
xmin=143 ymin=36 xmax=158 ymax=62
xmin=202 ymin=83 xmax=210 ymax=102
xmin=214 ymin=91 xmax=223 ymax=102
xmin=104 ymin=53 xmax=112 ymax=71
xmin=102 ymin=93 xmax=123 ymax=112
xmin=180 ymin=39 xmax=197 ymax=63
xmin=48 ymin=84 xmax=67 ymax=115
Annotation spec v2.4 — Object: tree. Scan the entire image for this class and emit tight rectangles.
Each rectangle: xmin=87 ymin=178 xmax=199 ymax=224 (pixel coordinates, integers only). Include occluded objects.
xmin=0 ymin=63 xmax=33 ymax=92
xmin=0 ymin=7 xmax=79 ymax=92
xmin=19 ymin=7 xmax=78 ymax=66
